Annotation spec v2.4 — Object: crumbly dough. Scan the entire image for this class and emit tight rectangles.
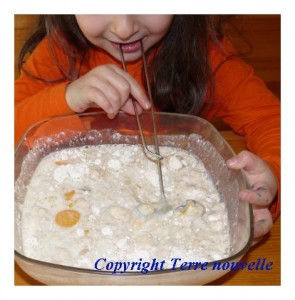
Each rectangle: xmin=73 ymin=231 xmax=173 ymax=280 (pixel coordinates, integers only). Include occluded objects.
xmin=21 ymin=144 xmax=230 ymax=269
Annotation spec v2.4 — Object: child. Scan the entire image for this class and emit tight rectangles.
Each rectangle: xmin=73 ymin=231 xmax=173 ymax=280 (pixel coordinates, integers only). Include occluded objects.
xmin=15 ymin=15 xmax=280 ymax=242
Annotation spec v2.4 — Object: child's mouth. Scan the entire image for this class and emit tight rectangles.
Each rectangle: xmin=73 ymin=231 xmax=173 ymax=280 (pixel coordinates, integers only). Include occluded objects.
xmin=113 ymin=39 xmax=142 ymax=54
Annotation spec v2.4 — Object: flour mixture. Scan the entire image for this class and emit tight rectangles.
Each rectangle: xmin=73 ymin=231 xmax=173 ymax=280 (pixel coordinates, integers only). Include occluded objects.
xmin=21 ymin=144 xmax=230 ymax=269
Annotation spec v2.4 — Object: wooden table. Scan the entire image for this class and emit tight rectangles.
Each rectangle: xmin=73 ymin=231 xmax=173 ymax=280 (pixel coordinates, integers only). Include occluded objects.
xmin=14 ymin=130 xmax=280 ymax=285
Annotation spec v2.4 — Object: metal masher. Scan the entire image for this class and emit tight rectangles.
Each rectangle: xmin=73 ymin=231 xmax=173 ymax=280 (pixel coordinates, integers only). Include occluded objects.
xmin=119 ymin=41 xmax=168 ymax=209
xmin=119 ymin=41 xmax=199 ymax=216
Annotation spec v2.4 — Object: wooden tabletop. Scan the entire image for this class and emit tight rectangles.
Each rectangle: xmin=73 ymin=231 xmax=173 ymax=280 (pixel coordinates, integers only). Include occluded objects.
xmin=14 ymin=130 xmax=280 ymax=285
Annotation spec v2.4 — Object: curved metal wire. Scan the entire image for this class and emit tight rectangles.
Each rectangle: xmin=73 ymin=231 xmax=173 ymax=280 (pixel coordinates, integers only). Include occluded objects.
xmin=119 ymin=42 xmax=166 ymax=199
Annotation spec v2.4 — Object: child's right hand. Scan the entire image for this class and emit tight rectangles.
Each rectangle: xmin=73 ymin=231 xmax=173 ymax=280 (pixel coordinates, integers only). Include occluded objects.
xmin=65 ymin=64 xmax=151 ymax=118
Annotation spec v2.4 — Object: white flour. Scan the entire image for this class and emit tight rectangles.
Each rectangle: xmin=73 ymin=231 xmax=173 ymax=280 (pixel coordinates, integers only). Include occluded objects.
xmin=21 ymin=144 xmax=230 ymax=269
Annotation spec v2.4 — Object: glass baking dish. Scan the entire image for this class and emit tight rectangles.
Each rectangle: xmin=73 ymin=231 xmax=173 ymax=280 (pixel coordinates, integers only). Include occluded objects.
xmin=15 ymin=112 xmax=253 ymax=285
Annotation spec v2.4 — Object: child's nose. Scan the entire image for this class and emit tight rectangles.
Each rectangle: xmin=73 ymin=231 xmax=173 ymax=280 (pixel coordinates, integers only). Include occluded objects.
xmin=109 ymin=15 xmax=139 ymax=41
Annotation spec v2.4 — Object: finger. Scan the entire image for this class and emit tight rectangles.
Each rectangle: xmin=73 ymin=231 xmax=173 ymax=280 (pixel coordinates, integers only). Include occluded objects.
xmin=112 ymin=67 xmax=151 ymax=110
xmin=107 ymin=98 xmax=143 ymax=119
xmin=88 ymin=72 xmax=129 ymax=114
xmin=87 ymin=87 xmax=115 ymax=114
xmin=239 ymin=187 xmax=273 ymax=206
xmin=252 ymin=207 xmax=273 ymax=241
xmin=107 ymin=112 xmax=117 ymax=119
xmin=95 ymin=81 xmax=123 ymax=111
xmin=226 ymin=150 xmax=265 ymax=175
xmin=227 ymin=150 xmax=277 ymax=199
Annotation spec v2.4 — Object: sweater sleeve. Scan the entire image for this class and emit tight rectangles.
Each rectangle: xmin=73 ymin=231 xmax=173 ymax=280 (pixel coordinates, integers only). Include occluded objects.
xmin=205 ymin=39 xmax=280 ymax=219
xmin=15 ymin=38 xmax=74 ymax=145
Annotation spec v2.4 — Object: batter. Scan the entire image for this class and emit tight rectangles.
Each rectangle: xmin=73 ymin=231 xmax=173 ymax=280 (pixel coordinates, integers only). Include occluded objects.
xmin=21 ymin=144 xmax=230 ymax=270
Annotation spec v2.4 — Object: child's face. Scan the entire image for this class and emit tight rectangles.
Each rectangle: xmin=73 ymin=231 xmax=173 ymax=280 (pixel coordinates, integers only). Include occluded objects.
xmin=75 ymin=15 xmax=174 ymax=62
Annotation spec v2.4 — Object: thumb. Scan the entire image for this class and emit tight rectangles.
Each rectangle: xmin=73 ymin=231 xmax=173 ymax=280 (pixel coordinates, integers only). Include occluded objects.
xmin=226 ymin=150 xmax=264 ymax=175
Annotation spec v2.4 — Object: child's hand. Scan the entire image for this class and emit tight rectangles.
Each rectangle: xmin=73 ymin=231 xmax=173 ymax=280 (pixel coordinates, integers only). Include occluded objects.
xmin=65 ymin=64 xmax=151 ymax=118
xmin=226 ymin=150 xmax=278 ymax=243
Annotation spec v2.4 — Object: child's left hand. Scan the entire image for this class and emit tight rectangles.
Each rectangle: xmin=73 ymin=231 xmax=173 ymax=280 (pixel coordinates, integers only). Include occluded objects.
xmin=226 ymin=150 xmax=278 ymax=244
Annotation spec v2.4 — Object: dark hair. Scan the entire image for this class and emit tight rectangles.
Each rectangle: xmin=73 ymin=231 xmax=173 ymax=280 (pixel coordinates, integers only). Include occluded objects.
xmin=18 ymin=15 xmax=227 ymax=115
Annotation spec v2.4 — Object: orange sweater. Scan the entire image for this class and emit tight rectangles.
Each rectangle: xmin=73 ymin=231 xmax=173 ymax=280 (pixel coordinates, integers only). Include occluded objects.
xmin=15 ymin=38 xmax=280 ymax=219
